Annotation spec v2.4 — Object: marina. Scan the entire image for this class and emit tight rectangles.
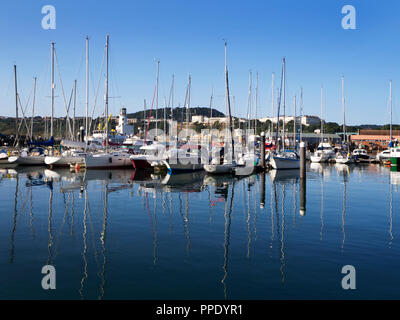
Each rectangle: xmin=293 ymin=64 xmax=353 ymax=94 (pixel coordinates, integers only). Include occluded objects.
xmin=0 ymin=163 xmax=399 ymax=299
xmin=2 ymin=0 xmax=400 ymax=304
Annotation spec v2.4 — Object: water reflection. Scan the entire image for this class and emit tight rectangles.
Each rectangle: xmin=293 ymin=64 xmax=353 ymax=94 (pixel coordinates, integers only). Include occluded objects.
xmin=1 ymin=163 xmax=399 ymax=299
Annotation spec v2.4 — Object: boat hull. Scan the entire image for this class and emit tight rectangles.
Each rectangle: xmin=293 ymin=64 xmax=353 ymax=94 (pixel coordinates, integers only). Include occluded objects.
xmin=335 ymin=157 xmax=355 ymax=164
xmin=204 ymin=163 xmax=235 ymax=174
xmin=131 ymin=158 xmax=153 ymax=170
xmin=162 ymin=160 xmax=203 ymax=173
xmin=45 ymin=156 xmax=86 ymax=167
xmin=8 ymin=156 xmax=45 ymax=166
xmin=84 ymin=153 xmax=132 ymax=169
xmin=270 ymin=156 xmax=300 ymax=170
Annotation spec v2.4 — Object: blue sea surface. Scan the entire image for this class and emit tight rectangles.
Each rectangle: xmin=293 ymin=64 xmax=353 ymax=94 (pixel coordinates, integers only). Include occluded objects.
xmin=0 ymin=163 xmax=399 ymax=299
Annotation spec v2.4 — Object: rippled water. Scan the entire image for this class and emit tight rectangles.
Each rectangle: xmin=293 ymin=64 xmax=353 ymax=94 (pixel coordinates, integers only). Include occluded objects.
xmin=0 ymin=163 xmax=399 ymax=299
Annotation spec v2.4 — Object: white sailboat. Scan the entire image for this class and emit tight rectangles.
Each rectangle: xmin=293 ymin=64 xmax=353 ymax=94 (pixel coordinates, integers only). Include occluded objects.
xmin=8 ymin=147 xmax=46 ymax=165
xmin=270 ymin=58 xmax=300 ymax=170
xmin=8 ymin=66 xmax=46 ymax=166
xmin=204 ymin=42 xmax=237 ymax=174
xmin=334 ymin=76 xmax=354 ymax=164
xmin=46 ymin=37 xmax=90 ymax=167
xmin=83 ymin=35 xmax=131 ymax=169
xmin=311 ymin=86 xmax=334 ymax=163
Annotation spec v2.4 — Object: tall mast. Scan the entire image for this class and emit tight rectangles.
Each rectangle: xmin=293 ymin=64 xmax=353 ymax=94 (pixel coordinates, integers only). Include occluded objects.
xmin=209 ymin=86 xmax=213 ymax=129
xmin=31 ymin=77 xmax=37 ymax=140
xmin=170 ymin=74 xmax=174 ymax=121
xmin=271 ymin=72 xmax=275 ymax=137
xmin=224 ymin=41 xmax=235 ymax=158
xmin=14 ymin=65 xmax=19 ymax=145
xmin=51 ymin=42 xmax=55 ymax=138
xmin=255 ymin=72 xmax=258 ymax=135
xmin=320 ymin=86 xmax=324 ymax=143
xmin=85 ymin=36 xmax=89 ymax=140
xmin=293 ymin=95 xmax=296 ymax=147
xmin=247 ymin=71 xmax=252 ymax=132
xmin=186 ymin=75 xmax=191 ymax=135
xmin=155 ymin=60 xmax=160 ymax=135
xmin=342 ymin=76 xmax=346 ymax=144
xmin=163 ymin=96 xmax=167 ymax=136
xmin=282 ymin=58 xmax=286 ymax=151
xmin=143 ymin=99 xmax=147 ymax=139
xmin=73 ymin=79 xmax=77 ymax=140
xmin=105 ymin=35 xmax=109 ymax=152
xmin=300 ymin=87 xmax=303 ymax=142
xmin=390 ymin=80 xmax=393 ymax=142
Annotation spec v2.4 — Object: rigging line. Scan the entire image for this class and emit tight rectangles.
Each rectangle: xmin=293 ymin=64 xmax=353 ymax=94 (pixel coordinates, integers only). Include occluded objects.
xmin=144 ymin=65 xmax=160 ymax=142
xmin=17 ymin=94 xmax=31 ymax=136
xmin=89 ymin=44 xmax=106 ymax=135
xmin=54 ymin=49 xmax=73 ymax=138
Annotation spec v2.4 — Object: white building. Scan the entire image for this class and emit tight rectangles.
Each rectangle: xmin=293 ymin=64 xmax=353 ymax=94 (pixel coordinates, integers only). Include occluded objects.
xmin=116 ymin=108 xmax=134 ymax=135
xmin=259 ymin=115 xmax=321 ymax=126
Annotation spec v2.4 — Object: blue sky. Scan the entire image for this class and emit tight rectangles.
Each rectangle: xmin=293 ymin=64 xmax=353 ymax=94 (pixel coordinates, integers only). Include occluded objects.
xmin=1 ymin=0 xmax=400 ymax=125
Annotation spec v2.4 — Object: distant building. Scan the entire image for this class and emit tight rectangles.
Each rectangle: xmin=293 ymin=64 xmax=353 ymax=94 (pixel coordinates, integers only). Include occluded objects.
xmin=351 ymin=129 xmax=400 ymax=150
xmin=116 ymin=108 xmax=134 ymax=135
xmin=259 ymin=115 xmax=321 ymax=126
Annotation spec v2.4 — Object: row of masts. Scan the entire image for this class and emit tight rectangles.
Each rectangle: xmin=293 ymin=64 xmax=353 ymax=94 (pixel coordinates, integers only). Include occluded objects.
xmin=12 ymin=36 xmax=395 ymax=149
xmin=13 ymin=35 xmax=107 ymax=146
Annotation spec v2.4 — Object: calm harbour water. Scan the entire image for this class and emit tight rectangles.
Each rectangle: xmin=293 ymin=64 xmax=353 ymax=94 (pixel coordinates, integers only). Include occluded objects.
xmin=0 ymin=163 xmax=399 ymax=299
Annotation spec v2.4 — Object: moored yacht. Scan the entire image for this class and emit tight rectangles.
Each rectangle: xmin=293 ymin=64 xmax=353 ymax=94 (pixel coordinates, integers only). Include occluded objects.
xmin=130 ymin=143 xmax=167 ymax=169
xmin=45 ymin=149 xmax=87 ymax=167
xmin=352 ymin=148 xmax=371 ymax=162
xmin=390 ymin=145 xmax=400 ymax=168
xmin=270 ymin=150 xmax=300 ymax=170
xmin=335 ymin=151 xmax=355 ymax=164
xmin=8 ymin=147 xmax=46 ymax=166
xmin=310 ymin=143 xmax=335 ymax=163
xmin=83 ymin=151 xmax=132 ymax=169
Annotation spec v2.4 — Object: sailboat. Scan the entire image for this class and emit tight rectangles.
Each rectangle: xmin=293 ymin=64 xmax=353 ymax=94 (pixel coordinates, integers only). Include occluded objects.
xmin=8 ymin=66 xmax=46 ymax=166
xmin=83 ymin=35 xmax=131 ymax=169
xmin=269 ymin=58 xmax=300 ymax=170
xmin=311 ymin=86 xmax=335 ymax=163
xmin=162 ymin=75 xmax=204 ymax=173
xmin=204 ymin=42 xmax=237 ymax=174
xmin=388 ymin=81 xmax=400 ymax=169
xmin=335 ymin=76 xmax=354 ymax=164
xmin=45 ymin=37 xmax=91 ymax=167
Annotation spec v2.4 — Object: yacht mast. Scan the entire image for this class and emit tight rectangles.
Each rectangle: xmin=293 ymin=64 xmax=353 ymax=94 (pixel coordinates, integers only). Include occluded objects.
xmin=73 ymin=79 xmax=77 ymax=140
xmin=282 ymin=58 xmax=286 ymax=151
xmin=31 ymin=77 xmax=37 ymax=140
xmin=247 ymin=71 xmax=252 ymax=133
xmin=300 ymin=87 xmax=303 ymax=142
xmin=271 ymin=72 xmax=275 ymax=137
xmin=51 ymin=42 xmax=55 ymax=138
xmin=105 ymin=35 xmax=109 ymax=152
xmin=293 ymin=95 xmax=296 ymax=147
xmin=320 ymin=86 xmax=324 ymax=143
xmin=143 ymin=99 xmax=147 ymax=139
xmin=255 ymin=72 xmax=258 ymax=135
xmin=224 ymin=41 xmax=235 ymax=159
xmin=209 ymin=86 xmax=213 ymax=129
xmin=390 ymin=80 xmax=393 ymax=142
xmin=342 ymin=76 xmax=346 ymax=144
xmin=186 ymin=75 xmax=191 ymax=135
xmin=170 ymin=74 xmax=174 ymax=121
xmin=155 ymin=60 xmax=160 ymax=135
xmin=14 ymin=65 xmax=19 ymax=146
xmin=163 ymin=96 xmax=167 ymax=137
xmin=85 ymin=36 xmax=89 ymax=140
